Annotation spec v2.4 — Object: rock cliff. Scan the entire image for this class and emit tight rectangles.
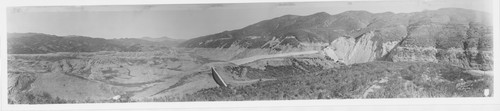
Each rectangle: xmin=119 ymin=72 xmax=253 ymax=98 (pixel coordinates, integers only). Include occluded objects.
xmin=322 ymin=31 xmax=400 ymax=64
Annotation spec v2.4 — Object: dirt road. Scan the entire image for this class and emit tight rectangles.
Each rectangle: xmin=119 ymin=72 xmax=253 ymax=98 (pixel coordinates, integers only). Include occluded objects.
xmin=229 ymin=51 xmax=320 ymax=65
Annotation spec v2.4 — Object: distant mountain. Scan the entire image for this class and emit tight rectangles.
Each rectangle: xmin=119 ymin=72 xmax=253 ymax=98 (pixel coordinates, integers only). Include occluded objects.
xmin=7 ymin=33 xmax=182 ymax=54
xmin=140 ymin=36 xmax=184 ymax=42
xmin=179 ymin=8 xmax=491 ymax=49
xmin=138 ymin=36 xmax=185 ymax=47
xmin=111 ymin=37 xmax=183 ymax=48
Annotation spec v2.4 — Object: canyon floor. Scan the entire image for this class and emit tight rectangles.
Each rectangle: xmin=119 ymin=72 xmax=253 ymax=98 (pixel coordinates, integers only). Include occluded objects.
xmin=7 ymin=47 xmax=493 ymax=104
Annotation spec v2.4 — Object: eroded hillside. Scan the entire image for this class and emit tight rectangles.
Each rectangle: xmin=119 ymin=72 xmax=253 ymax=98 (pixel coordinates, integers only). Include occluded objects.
xmin=181 ymin=8 xmax=493 ymax=70
xmin=8 ymin=49 xmax=338 ymax=104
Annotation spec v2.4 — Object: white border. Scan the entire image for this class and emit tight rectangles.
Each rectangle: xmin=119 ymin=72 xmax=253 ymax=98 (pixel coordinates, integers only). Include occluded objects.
xmin=1 ymin=0 xmax=500 ymax=111
xmin=4 ymin=0 xmax=385 ymax=6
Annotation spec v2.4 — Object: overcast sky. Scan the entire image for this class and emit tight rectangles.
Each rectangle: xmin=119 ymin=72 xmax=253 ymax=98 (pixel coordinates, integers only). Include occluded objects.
xmin=7 ymin=0 xmax=492 ymax=39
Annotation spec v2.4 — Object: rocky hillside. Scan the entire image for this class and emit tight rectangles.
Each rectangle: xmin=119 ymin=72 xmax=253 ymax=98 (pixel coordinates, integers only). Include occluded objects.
xmin=7 ymin=50 xmax=341 ymax=104
xmin=7 ymin=50 xmax=207 ymax=104
xmin=387 ymin=21 xmax=493 ymax=70
xmin=7 ymin=33 xmax=184 ymax=54
xmin=180 ymin=8 xmax=490 ymax=48
xmin=180 ymin=8 xmax=492 ymax=70
xmin=153 ymin=61 xmax=493 ymax=101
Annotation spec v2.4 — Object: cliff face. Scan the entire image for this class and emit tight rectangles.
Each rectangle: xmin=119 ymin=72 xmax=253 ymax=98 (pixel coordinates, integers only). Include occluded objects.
xmin=322 ymin=22 xmax=492 ymax=70
xmin=323 ymin=31 xmax=382 ymax=64
xmin=321 ymin=9 xmax=492 ymax=70
xmin=389 ymin=47 xmax=492 ymax=70
xmin=388 ymin=21 xmax=492 ymax=70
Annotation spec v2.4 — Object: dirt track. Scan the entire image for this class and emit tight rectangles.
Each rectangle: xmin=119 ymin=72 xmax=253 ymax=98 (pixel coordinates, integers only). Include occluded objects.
xmin=229 ymin=51 xmax=319 ymax=65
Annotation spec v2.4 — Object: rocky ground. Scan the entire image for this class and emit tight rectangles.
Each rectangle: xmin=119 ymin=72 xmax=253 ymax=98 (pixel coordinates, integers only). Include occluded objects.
xmin=7 ymin=45 xmax=493 ymax=104
xmin=7 ymin=47 xmax=336 ymax=104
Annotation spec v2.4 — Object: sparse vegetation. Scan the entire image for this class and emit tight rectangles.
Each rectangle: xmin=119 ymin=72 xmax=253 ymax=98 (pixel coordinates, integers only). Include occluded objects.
xmin=151 ymin=61 xmax=492 ymax=101
xmin=8 ymin=92 xmax=75 ymax=104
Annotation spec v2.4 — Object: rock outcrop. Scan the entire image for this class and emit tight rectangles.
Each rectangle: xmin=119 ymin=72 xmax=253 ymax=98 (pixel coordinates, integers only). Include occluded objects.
xmin=322 ymin=31 xmax=400 ymax=65
xmin=388 ymin=46 xmax=438 ymax=63
xmin=387 ymin=21 xmax=493 ymax=70
xmin=389 ymin=46 xmax=493 ymax=70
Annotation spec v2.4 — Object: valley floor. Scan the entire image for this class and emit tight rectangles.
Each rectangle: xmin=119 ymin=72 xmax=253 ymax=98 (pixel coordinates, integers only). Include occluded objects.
xmin=7 ymin=48 xmax=493 ymax=104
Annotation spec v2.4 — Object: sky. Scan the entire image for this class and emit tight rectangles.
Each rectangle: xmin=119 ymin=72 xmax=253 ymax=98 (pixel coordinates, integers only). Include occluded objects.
xmin=6 ymin=0 xmax=493 ymax=39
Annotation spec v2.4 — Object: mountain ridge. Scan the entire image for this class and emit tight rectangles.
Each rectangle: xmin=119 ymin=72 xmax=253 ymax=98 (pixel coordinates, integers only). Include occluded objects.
xmin=179 ymin=8 xmax=491 ymax=49
xmin=7 ymin=33 xmax=184 ymax=54
xmin=178 ymin=8 xmax=492 ymax=70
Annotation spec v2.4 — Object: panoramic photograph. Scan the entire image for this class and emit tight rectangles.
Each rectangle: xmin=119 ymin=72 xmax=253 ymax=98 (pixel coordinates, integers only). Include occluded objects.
xmin=6 ymin=0 xmax=494 ymax=104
